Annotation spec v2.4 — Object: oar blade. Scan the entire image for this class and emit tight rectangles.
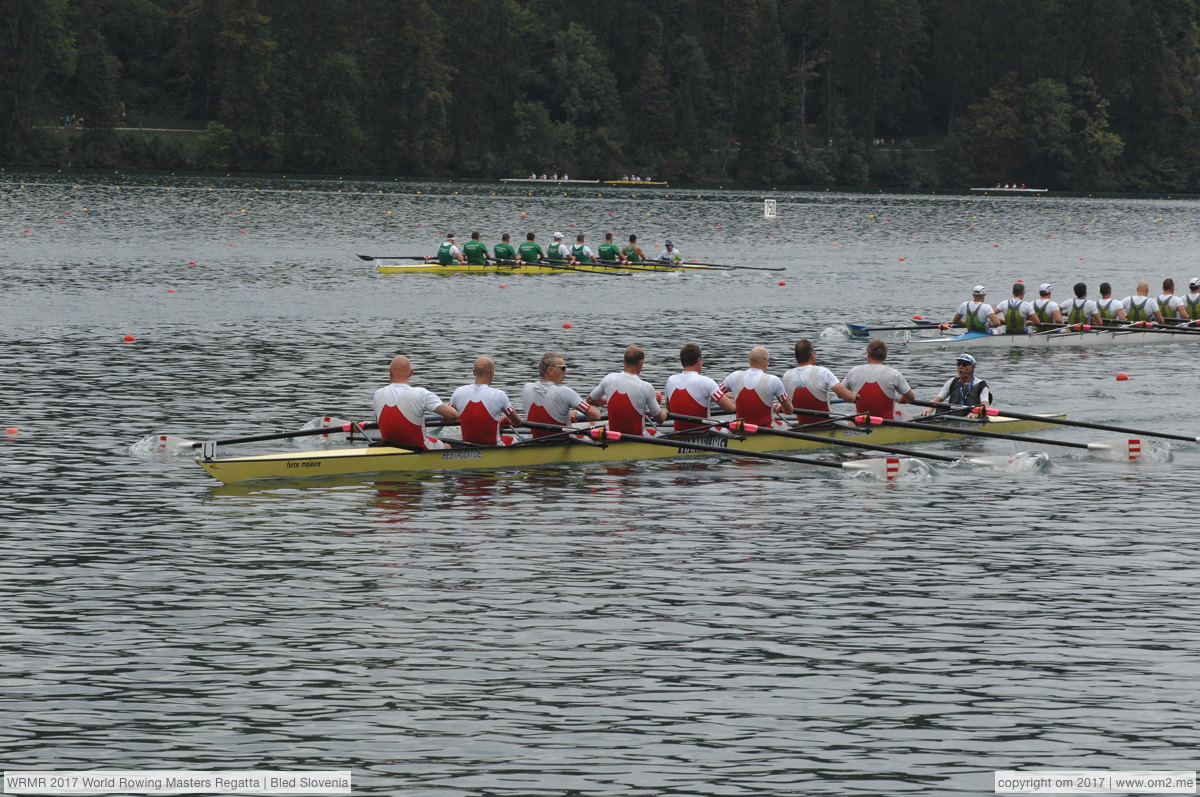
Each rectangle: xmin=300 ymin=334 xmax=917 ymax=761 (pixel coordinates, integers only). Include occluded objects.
xmin=298 ymin=416 xmax=357 ymax=445
xmin=965 ymin=451 xmax=1049 ymax=470
xmin=147 ymin=433 xmax=198 ymax=454
xmin=840 ymin=456 xmax=911 ymax=480
xmin=1087 ymin=438 xmax=1143 ymax=461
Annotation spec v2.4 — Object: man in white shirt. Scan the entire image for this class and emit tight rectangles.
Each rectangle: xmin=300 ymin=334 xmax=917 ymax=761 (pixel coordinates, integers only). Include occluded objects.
xmin=373 ymin=356 xmax=458 ymax=449
xmin=782 ymin=339 xmax=857 ymax=420
xmin=1156 ymin=278 xmax=1190 ymax=321
xmin=720 ymin=346 xmax=794 ymax=427
xmin=589 ymin=346 xmax=667 ymax=435
xmin=1122 ymin=281 xmax=1165 ymax=324
xmin=1184 ymin=277 xmax=1200 ymax=320
xmin=522 ymin=351 xmax=601 ymax=438
xmin=450 ymin=357 xmax=523 ymax=445
xmin=946 ymin=285 xmax=1001 ymax=333
xmin=992 ymin=282 xmax=1039 ymax=334
xmin=1060 ymin=282 xmax=1102 ymax=326
xmin=545 ymin=233 xmax=570 ymax=263
xmin=842 ymin=339 xmax=917 ymax=421
xmin=664 ymin=343 xmax=736 ymax=432
xmin=1032 ymin=283 xmax=1064 ymax=328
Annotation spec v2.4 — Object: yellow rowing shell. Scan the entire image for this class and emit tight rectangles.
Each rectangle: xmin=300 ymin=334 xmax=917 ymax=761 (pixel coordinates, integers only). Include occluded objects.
xmin=373 ymin=260 xmax=704 ymax=274
xmin=196 ymin=414 xmax=1063 ymax=484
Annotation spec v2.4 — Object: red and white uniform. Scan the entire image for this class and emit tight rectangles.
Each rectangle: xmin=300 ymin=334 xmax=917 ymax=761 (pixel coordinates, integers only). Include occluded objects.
xmin=521 ymin=381 xmax=591 ymax=438
xmin=450 ymin=383 xmax=517 ymax=445
xmin=782 ymin=364 xmax=841 ymax=416
xmin=665 ymin=371 xmax=726 ymax=432
xmin=841 ymin=363 xmax=911 ymax=420
xmin=720 ymin=368 xmax=787 ymax=427
xmin=589 ymin=371 xmax=661 ymax=435
xmin=373 ymin=383 xmax=446 ymax=449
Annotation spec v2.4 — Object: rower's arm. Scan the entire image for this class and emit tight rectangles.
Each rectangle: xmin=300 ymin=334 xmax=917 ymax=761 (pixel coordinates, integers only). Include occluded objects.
xmin=583 ymin=405 xmax=602 ymax=421
xmin=1153 ymin=308 xmax=1165 ymax=323
xmin=715 ymin=393 xmax=736 ymax=413
xmin=777 ymin=394 xmax=795 ymax=415
xmin=832 ymin=383 xmax=856 ymax=403
xmin=988 ymin=311 xmax=1003 ymax=327
xmin=1051 ymin=308 xmax=1064 ymax=323
xmin=1090 ymin=311 xmax=1102 ymax=326
xmin=503 ymin=408 xmax=523 ymax=427
xmin=897 ymin=389 xmax=917 ymax=404
xmin=435 ymin=403 xmax=458 ymax=421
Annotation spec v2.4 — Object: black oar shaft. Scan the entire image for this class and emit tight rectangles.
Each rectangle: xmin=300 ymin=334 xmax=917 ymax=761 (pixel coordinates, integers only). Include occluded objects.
xmin=205 ymin=421 xmax=380 ymax=449
xmin=913 ymin=401 xmax=1198 ymax=443
xmin=666 ymin=413 xmax=958 ymax=462
xmin=792 ymin=409 xmax=1089 ymax=449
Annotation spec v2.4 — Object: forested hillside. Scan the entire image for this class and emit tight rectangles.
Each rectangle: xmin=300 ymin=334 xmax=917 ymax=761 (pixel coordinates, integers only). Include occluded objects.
xmin=4 ymin=0 xmax=1200 ymax=190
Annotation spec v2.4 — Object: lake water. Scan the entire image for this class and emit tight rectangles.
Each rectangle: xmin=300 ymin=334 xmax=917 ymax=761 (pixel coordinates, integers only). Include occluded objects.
xmin=3 ymin=171 xmax=1199 ymax=796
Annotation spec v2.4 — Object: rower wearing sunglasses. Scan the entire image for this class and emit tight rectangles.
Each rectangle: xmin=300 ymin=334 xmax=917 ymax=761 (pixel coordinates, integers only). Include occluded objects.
xmin=919 ymin=353 xmax=992 ymax=417
xmin=521 ymin=351 xmax=601 ymax=438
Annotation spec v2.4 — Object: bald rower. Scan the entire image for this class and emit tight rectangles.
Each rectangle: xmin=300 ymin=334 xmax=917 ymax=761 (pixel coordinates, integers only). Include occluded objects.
xmin=374 ymin=355 xmax=458 ymax=449
xmin=720 ymin=346 xmax=794 ymax=427
xmin=450 ymin=357 xmax=524 ymax=445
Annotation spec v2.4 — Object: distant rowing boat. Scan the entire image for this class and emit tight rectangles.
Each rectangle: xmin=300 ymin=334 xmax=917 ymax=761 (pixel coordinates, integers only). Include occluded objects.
xmin=903 ymin=328 xmax=1198 ymax=349
xmin=603 ymin=180 xmax=669 ymax=186
xmin=969 ymin=187 xmax=1048 ymax=194
xmin=370 ymin=259 xmax=710 ymax=275
xmin=500 ymin=177 xmax=601 ymax=184
xmin=196 ymin=414 xmax=1063 ymax=484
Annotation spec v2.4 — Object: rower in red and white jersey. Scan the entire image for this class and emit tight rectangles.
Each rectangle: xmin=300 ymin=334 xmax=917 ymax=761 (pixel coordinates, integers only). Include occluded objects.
xmin=588 ymin=346 xmax=668 ymax=435
xmin=840 ymin=339 xmax=916 ymax=421
xmin=720 ymin=346 xmax=794 ymax=427
xmin=449 ymin=357 xmax=524 ymax=445
xmin=781 ymin=338 xmax=857 ymax=419
xmin=1156 ymin=278 xmax=1190 ymax=321
xmin=373 ymin=355 xmax=458 ymax=449
xmin=521 ymin=351 xmax=602 ymax=438
xmin=664 ymin=343 xmax=736 ymax=432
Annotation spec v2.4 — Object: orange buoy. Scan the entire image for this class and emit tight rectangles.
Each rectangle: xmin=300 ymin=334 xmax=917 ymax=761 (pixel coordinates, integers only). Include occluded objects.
xmin=912 ymin=315 xmax=923 ymax=320
xmin=562 ymin=322 xmax=572 ymax=329
xmin=778 ymin=281 xmax=786 ymax=286
xmin=5 ymin=427 xmax=18 ymax=435
xmin=1116 ymin=372 xmax=1129 ymax=381
xmin=188 ymin=260 xmax=196 ymax=265
xmin=167 ymin=289 xmax=176 ymax=293
xmin=898 ymin=257 xmax=905 ymax=261
xmin=123 ymin=334 xmax=136 ymax=343
xmin=498 ymin=284 xmax=507 ymax=289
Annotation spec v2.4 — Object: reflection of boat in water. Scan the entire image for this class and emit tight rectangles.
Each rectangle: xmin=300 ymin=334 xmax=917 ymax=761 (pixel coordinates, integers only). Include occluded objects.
xmin=969 ymin=187 xmax=1048 ymax=194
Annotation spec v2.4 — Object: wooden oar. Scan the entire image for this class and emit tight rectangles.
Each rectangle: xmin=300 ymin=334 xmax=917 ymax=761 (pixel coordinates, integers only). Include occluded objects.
xmin=792 ymin=408 xmax=1139 ymax=458
xmin=356 ymin=254 xmax=429 ymax=261
xmin=910 ymin=400 xmax=1200 ymax=444
xmin=522 ymin=421 xmax=915 ymax=479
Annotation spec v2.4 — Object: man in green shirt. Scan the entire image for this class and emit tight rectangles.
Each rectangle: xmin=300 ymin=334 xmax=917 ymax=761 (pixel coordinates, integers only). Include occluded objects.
xmin=622 ymin=234 xmax=646 ymax=264
xmin=494 ymin=233 xmax=519 ymax=264
xmin=597 ymin=232 xmax=624 ymax=264
xmin=518 ymin=232 xmax=544 ymax=266
xmin=436 ymin=233 xmax=465 ymax=265
xmin=462 ymin=231 xmax=489 ymax=266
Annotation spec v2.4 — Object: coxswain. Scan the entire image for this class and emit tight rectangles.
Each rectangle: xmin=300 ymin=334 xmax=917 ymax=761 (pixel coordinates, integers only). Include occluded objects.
xmin=568 ymin=233 xmax=595 ymax=265
xmin=654 ymin=240 xmax=682 ymax=265
xmin=1156 ymin=278 xmax=1190 ymax=321
xmin=781 ymin=339 xmax=857 ymax=421
xmin=518 ymin=232 xmax=545 ymax=266
xmin=597 ymin=232 xmax=624 ymax=265
xmin=373 ymin=356 xmax=458 ymax=449
xmin=720 ymin=346 xmax=794 ymax=428
xmin=1060 ymin=282 xmax=1102 ymax=326
xmin=623 ymin=234 xmax=647 ymax=264
xmin=993 ymin=282 xmax=1039 ymax=334
xmin=1185 ymin=278 xmax=1200 ymax=320
xmin=841 ymin=339 xmax=917 ymax=421
xmin=462 ymin=231 xmax=489 ymax=266
xmin=587 ymin=345 xmax=668 ymax=436
xmin=918 ymin=353 xmax=992 ymax=417
xmin=946 ymin=285 xmax=1001 ymax=333
xmin=1032 ymin=283 xmax=1064 ymax=329
xmin=450 ymin=357 xmax=523 ymax=445
xmin=1096 ymin=282 xmax=1128 ymax=323
xmin=436 ymin=233 xmax=466 ymax=265
xmin=493 ymin=232 xmax=520 ymax=265
xmin=521 ymin=352 xmax=601 ymax=438
xmin=1122 ymin=281 xmax=1165 ymax=324
xmin=546 ymin=232 xmax=569 ymax=264
xmin=664 ymin=343 xmax=736 ymax=432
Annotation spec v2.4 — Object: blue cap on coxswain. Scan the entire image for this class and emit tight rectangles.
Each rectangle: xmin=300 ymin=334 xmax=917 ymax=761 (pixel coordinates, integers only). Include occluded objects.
xmin=956 ymin=353 xmax=977 ymax=365
xmin=665 ymin=240 xmax=673 ymax=246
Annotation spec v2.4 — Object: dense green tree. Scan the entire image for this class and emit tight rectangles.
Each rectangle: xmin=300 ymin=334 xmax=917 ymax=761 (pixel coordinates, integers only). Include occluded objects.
xmin=211 ymin=0 xmax=281 ymax=169
xmin=0 ymin=0 xmax=74 ymax=161
xmin=547 ymin=22 xmax=625 ymax=176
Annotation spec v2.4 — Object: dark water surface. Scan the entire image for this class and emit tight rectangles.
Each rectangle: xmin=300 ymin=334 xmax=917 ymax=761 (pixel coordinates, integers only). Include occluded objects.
xmin=3 ymin=171 xmax=1199 ymax=795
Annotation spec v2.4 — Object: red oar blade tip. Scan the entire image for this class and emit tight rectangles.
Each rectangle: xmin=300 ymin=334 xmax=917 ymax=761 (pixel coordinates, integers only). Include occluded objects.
xmin=842 ymin=456 xmax=910 ymax=480
xmin=1087 ymin=438 xmax=1142 ymax=461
